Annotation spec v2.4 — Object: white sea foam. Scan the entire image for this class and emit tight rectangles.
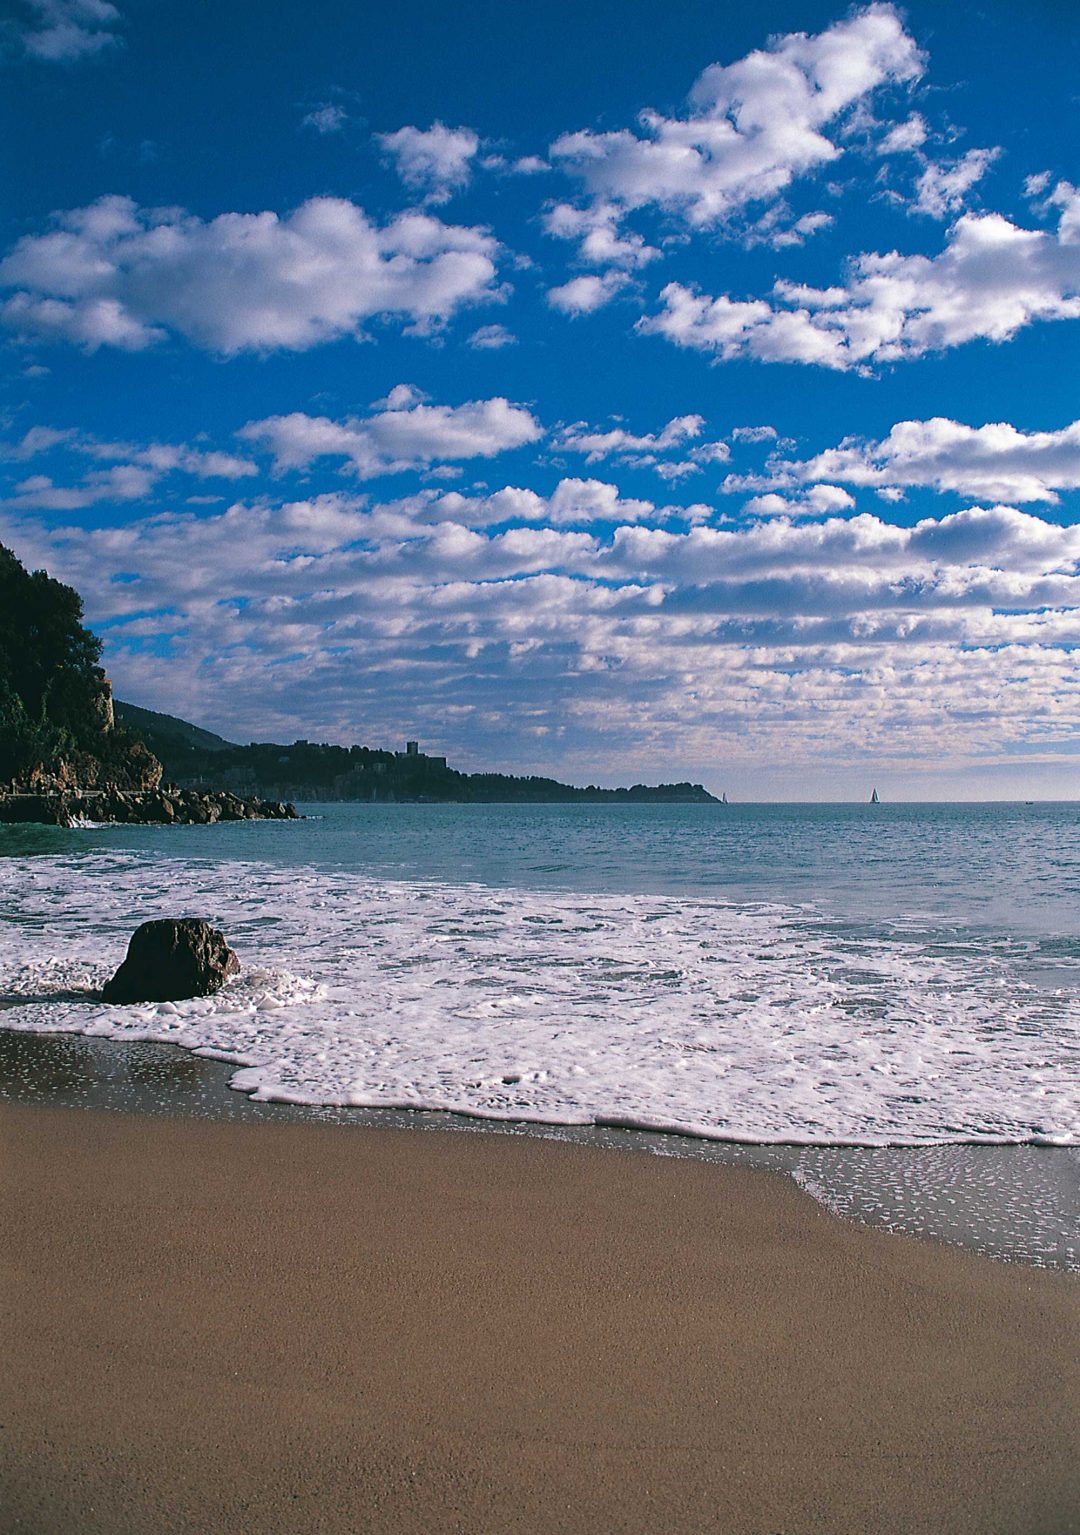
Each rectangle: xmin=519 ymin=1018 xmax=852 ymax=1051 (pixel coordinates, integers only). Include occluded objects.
xmin=1 ymin=849 xmax=1077 ymax=1145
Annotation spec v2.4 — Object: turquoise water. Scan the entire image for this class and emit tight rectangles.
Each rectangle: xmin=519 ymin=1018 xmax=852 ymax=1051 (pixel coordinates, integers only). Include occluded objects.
xmin=1 ymin=800 xmax=1078 ymax=1146
xmin=12 ymin=798 xmax=1080 ymax=927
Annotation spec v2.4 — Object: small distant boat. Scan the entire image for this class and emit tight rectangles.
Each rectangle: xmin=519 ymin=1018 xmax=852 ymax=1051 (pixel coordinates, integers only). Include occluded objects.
xmin=721 ymin=792 xmax=729 ymax=805
xmin=870 ymin=787 xmax=880 ymax=804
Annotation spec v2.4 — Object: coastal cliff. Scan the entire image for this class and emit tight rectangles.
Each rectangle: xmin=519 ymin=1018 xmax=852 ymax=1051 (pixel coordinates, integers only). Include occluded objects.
xmin=0 ymin=543 xmax=160 ymax=796
xmin=0 ymin=544 xmax=295 ymax=826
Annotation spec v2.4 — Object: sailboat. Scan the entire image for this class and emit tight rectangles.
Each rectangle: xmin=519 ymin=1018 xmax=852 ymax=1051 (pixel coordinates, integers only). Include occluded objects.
xmin=870 ymin=787 xmax=880 ymax=804
xmin=721 ymin=792 xmax=729 ymax=805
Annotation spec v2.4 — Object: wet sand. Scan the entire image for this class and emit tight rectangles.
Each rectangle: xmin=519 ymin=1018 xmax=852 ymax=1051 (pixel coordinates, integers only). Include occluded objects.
xmin=2 ymin=1099 xmax=1078 ymax=1535
xmin=3 ymin=1027 xmax=1076 ymax=1271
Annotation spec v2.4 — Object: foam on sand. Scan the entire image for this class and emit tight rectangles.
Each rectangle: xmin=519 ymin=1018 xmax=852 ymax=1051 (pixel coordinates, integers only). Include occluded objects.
xmin=4 ymin=847 xmax=1073 ymax=1148
xmin=2 ymin=848 xmax=1077 ymax=1147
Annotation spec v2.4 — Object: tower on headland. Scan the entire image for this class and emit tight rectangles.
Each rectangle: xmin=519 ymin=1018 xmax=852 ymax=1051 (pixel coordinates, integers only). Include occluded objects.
xmin=396 ymin=740 xmax=448 ymax=769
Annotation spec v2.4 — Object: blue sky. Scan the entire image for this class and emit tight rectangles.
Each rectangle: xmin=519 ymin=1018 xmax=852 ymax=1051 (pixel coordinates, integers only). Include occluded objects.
xmin=2 ymin=0 xmax=1080 ymax=798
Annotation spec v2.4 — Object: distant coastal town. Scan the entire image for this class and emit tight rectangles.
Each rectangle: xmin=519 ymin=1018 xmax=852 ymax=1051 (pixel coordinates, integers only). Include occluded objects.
xmin=116 ymin=702 xmax=717 ymax=805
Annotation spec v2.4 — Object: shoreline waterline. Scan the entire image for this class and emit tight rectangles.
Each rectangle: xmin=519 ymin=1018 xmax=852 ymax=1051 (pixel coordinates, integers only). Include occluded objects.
xmin=2 ymin=1026 xmax=1076 ymax=1273
xmin=2 ymin=800 xmax=1077 ymax=1272
xmin=4 ymin=835 xmax=1077 ymax=1147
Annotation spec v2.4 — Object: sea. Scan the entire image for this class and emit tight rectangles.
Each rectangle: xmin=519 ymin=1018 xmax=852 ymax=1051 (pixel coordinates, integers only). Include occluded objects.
xmin=2 ymin=800 xmax=1078 ymax=1269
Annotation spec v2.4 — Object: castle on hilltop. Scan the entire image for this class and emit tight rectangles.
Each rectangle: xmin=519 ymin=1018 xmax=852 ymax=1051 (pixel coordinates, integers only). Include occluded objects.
xmin=396 ymin=740 xmax=448 ymax=769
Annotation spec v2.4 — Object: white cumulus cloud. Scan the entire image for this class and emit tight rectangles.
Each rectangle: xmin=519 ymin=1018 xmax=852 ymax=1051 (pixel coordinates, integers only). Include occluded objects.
xmin=0 ymin=425 xmax=75 ymax=459
xmin=556 ymin=413 xmax=729 ymax=478
xmin=877 ymin=113 xmax=928 ymax=154
xmin=639 ymin=186 xmax=1080 ymax=370
xmin=544 ymin=201 xmax=660 ymax=269
xmin=0 ymin=195 xmax=501 ymax=354
xmin=7 ymin=463 xmax=155 ymax=510
xmin=749 ymin=416 xmax=1080 ymax=505
xmin=549 ymin=4 xmax=922 ymax=261
xmin=731 ymin=425 xmax=778 ymax=444
xmin=912 ymin=147 xmax=1000 ymax=219
xmin=467 ymin=322 xmax=516 ymax=349
xmin=545 ymin=478 xmax=658 ymax=525
xmin=240 ymin=391 xmax=543 ymax=477
xmin=378 ymin=122 xmax=481 ymax=204
xmin=380 ymin=478 xmax=697 ymax=530
xmin=558 ymin=414 xmax=703 ymax=462
xmin=510 ymin=156 xmax=551 ymax=176
xmin=743 ymin=485 xmax=855 ymax=518
xmin=547 ymin=271 xmax=630 ymax=315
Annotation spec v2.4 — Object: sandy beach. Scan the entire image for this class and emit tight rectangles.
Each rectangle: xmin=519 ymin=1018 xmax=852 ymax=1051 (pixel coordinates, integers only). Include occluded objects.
xmin=2 ymin=1099 xmax=1078 ymax=1535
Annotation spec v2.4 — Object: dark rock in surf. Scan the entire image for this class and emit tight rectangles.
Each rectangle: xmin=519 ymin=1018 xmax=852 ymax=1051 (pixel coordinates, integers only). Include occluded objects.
xmin=101 ymin=918 xmax=240 ymax=1004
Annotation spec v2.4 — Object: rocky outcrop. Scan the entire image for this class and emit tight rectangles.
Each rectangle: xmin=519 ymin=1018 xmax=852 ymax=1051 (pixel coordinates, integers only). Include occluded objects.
xmin=0 ymin=786 xmax=298 ymax=827
xmin=21 ymin=731 xmax=163 ymax=794
xmin=0 ymin=543 xmax=167 ymax=791
xmin=102 ymin=918 xmax=240 ymax=1003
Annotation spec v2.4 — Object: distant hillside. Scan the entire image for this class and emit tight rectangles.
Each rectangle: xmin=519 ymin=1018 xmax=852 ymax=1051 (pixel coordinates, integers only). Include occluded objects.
xmin=114 ymin=701 xmax=236 ymax=759
xmin=128 ymin=718 xmax=718 ymax=805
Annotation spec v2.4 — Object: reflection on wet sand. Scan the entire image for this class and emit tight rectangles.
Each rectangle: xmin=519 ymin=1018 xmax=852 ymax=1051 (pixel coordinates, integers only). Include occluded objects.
xmin=0 ymin=1030 xmax=92 ymax=1096
xmin=0 ymin=1026 xmax=1076 ymax=1272
xmin=0 ymin=1029 xmax=227 ymax=1105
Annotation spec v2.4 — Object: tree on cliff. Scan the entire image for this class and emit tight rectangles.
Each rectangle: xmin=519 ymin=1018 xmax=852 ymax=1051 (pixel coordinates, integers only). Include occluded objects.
xmin=0 ymin=542 xmax=159 ymax=788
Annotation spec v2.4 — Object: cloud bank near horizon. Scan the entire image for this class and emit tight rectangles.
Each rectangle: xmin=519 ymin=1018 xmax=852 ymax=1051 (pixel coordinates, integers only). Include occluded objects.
xmin=5 ymin=474 xmax=1080 ymax=781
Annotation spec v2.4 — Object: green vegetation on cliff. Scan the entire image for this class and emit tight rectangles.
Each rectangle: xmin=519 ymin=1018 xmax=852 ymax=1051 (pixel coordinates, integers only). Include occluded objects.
xmin=0 ymin=543 xmax=159 ymax=789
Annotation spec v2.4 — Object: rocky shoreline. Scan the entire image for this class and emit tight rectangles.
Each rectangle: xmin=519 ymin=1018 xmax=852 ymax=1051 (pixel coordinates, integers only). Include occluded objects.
xmin=0 ymin=786 xmax=298 ymax=828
